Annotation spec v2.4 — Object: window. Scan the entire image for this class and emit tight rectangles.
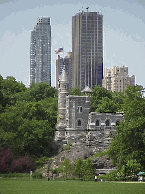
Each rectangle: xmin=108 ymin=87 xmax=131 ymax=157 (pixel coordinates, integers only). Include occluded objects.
xmin=96 ymin=120 xmax=99 ymax=126
xmin=106 ymin=120 xmax=110 ymax=126
xmin=78 ymin=120 xmax=81 ymax=126
xmin=78 ymin=106 xmax=83 ymax=113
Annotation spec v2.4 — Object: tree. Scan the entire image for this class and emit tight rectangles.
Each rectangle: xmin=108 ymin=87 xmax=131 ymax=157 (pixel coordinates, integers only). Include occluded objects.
xmin=59 ymin=158 xmax=72 ymax=179
xmin=69 ymin=87 xmax=82 ymax=96
xmin=0 ymin=148 xmax=13 ymax=174
xmin=90 ymin=85 xmax=113 ymax=112
xmin=108 ymin=85 xmax=145 ymax=170
xmin=83 ymin=158 xmax=95 ymax=180
xmin=0 ymin=82 xmax=58 ymax=158
xmin=74 ymin=159 xmax=84 ymax=179
xmin=96 ymin=97 xmax=120 ymax=113
xmin=1 ymin=76 xmax=26 ymax=107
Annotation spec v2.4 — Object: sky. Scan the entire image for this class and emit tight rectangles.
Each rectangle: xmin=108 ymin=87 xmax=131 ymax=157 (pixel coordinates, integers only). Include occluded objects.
xmin=0 ymin=0 xmax=145 ymax=87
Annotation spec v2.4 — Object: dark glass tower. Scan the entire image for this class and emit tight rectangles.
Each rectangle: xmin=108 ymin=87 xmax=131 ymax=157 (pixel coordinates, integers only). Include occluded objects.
xmin=30 ymin=17 xmax=51 ymax=85
xmin=72 ymin=11 xmax=103 ymax=90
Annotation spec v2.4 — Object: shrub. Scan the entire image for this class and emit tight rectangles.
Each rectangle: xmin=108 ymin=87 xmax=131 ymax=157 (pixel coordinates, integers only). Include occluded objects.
xmin=0 ymin=173 xmax=30 ymax=178
xmin=63 ymin=143 xmax=72 ymax=151
xmin=32 ymin=172 xmax=43 ymax=179
xmin=0 ymin=148 xmax=35 ymax=173
xmin=11 ymin=155 xmax=35 ymax=173
xmin=0 ymin=148 xmax=13 ymax=174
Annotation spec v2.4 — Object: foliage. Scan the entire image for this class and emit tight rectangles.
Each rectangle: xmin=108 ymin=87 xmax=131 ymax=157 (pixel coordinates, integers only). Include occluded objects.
xmin=0 ymin=148 xmax=13 ymax=174
xmin=90 ymin=85 xmax=123 ymax=113
xmin=51 ymin=168 xmax=60 ymax=174
xmin=90 ymin=85 xmax=112 ymax=112
xmin=74 ymin=159 xmax=84 ymax=179
xmin=108 ymin=85 xmax=145 ymax=171
xmin=96 ymin=97 xmax=120 ymax=113
xmin=11 ymin=155 xmax=35 ymax=173
xmin=32 ymin=172 xmax=43 ymax=179
xmin=126 ymin=159 xmax=141 ymax=176
xmin=0 ymin=148 xmax=34 ymax=174
xmin=35 ymin=157 xmax=51 ymax=168
xmin=69 ymin=87 xmax=82 ymax=96
xmin=83 ymin=158 xmax=95 ymax=180
xmin=59 ymin=158 xmax=72 ymax=179
xmin=93 ymin=150 xmax=108 ymax=157
xmin=0 ymin=173 xmax=30 ymax=178
xmin=1 ymin=76 xmax=26 ymax=108
xmin=0 ymin=78 xmax=58 ymax=158
xmin=63 ymin=142 xmax=72 ymax=151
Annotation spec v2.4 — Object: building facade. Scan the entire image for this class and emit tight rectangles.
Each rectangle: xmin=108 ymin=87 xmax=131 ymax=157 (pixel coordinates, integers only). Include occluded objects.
xmin=55 ymin=68 xmax=123 ymax=152
xmin=30 ymin=17 xmax=51 ymax=85
xmin=72 ymin=11 xmax=103 ymax=90
xmin=102 ymin=65 xmax=135 ymax=92
xmin=56 ymin=52 xmax=72 ymax=89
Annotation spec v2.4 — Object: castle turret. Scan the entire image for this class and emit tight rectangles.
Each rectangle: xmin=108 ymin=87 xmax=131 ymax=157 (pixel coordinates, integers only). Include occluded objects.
xmin=55 ymin=66 xmax=69 ymax=142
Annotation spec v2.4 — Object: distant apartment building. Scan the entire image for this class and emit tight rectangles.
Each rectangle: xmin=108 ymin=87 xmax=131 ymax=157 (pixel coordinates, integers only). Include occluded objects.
xmin=102 ymin=65 xmax=135 ymax=92
xmin=56 ymin=52 xmax=72 ymax=89
xmin=30 ymin=17 xmax=51 ymax=85
xmin=72 ymin=11 xmax=103 ymax=90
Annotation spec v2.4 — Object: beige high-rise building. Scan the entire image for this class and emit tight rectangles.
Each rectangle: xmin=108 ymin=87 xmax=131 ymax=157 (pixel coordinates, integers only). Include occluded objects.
xmin=102 ymin=65 xmax=135 ymax=92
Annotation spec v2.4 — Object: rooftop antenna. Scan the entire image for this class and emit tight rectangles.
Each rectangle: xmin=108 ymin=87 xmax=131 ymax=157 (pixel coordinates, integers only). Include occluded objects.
xmin=86 ymin=7 xmax=89 ymax=12
xmin=82 ymin=6 xmax=83 ymax=12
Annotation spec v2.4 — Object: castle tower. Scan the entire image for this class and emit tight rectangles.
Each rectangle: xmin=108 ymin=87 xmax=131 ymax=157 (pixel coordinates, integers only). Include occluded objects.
xmin=54 ymin=66 xmax=69 ymax=142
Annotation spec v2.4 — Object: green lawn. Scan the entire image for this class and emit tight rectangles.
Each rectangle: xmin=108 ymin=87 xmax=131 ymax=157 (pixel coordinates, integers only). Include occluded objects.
xmin=0 ymin=179 xmax=145 ymax=194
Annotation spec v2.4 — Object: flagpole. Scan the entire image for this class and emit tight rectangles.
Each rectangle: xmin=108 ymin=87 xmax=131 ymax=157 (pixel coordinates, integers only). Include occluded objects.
xmin=63 ymin=46 xmax=65 ymax=68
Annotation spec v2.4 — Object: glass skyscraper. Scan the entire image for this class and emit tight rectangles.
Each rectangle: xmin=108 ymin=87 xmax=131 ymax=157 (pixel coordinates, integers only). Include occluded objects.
xmin=72 ymin=11 xmax=103 ymax=90
xmin=30 ymin=17 xmax=51 ymax=85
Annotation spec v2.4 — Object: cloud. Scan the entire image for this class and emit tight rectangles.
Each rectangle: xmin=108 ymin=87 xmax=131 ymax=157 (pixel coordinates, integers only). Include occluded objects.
xmin=0 ymin=0 xmax=12 ymax=5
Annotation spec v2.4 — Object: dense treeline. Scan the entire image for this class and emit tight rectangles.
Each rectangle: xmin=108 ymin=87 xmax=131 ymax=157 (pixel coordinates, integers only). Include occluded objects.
xmin=0 ymin=76 xmax=58 ymax=173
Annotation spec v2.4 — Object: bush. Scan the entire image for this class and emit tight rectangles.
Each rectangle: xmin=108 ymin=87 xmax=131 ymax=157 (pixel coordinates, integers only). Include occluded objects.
xmin=0 ymin=173 xmax=30 ymax=178
xmin=63 ymin=143 xmax=72 ymax=151
xmin=11 ymin=155 xmax=35 ymax=173
xmin=0 ymin=148 xmax=35 ymax=173
xmin=0 ymin=148 xmax=13 ymax=174
xmin=32 ymin=172 xmax=43 ymax=179
xmin=51 ymin=168 xmax=60 ymax=174
xmin=35 ymin=157 xmax=51 ymax=168
xmin=93 ymin=150 xmax=108 ymax=157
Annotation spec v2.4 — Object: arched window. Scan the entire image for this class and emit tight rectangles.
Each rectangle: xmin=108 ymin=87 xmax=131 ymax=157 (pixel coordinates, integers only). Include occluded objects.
xmin=78 ymin=120 xmax=81 ymax=126
xmin=106 ymin=120 xmax=110 ymax=126
xmin=96 ymin=120 xmax=99 ymax=126
xmin=116 ymin=120 xmax=120 ymax=126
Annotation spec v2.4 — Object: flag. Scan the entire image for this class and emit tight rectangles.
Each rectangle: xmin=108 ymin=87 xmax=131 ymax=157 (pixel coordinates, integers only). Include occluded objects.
xmin=55 ymin=47 xmax=63 ymax=54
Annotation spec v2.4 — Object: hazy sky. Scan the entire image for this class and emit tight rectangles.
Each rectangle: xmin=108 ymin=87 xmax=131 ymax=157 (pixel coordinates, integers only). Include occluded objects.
xmin=0 ymin=0 xmax=145 ymax=87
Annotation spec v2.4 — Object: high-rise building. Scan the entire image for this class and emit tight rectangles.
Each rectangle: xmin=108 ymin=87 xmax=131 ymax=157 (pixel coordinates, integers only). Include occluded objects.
xmin=30 ymin=17 xmax=51 ymax=85
xmin=72 ymin=11 xmax=103 ymax=90
xmin=102 ymin=65 xmax=135 ymax=92
xmin=56 ymin=52 xmax=72 ymax=89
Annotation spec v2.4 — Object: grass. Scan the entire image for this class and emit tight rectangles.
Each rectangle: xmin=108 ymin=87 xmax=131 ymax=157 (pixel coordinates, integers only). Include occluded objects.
xmin=0 ymin=179 xmax=145 ymax=194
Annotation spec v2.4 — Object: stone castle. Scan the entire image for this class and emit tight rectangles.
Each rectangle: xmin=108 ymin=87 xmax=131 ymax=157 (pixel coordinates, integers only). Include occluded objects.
xmin=54 ymin=67 xmax=123 ymax=153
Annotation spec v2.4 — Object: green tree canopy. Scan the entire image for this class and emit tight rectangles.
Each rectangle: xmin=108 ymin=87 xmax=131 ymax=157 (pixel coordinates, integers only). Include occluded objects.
xmin=59 ymin=158 xmax=72 ymax=179
xmin=108 ymin=85 xmax=145 ymax=170
xmin=69 ymin=86 xmax=82 ymax=96
xmin=74 ymin=158 xmax=84 ymax=179
xmin=0 ymin=79 xmax=58 ymax=158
